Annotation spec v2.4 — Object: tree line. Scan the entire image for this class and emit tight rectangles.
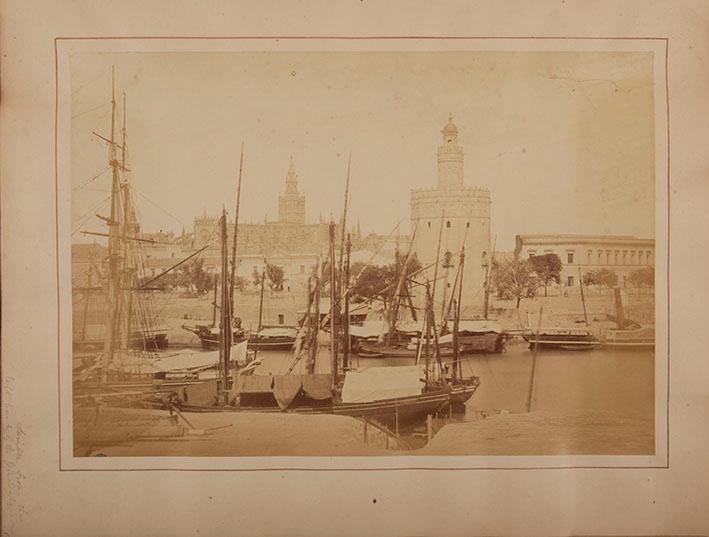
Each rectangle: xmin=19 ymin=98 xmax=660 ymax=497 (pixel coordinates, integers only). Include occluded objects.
xmin=493 ymin=253 xmax=655 ymax=308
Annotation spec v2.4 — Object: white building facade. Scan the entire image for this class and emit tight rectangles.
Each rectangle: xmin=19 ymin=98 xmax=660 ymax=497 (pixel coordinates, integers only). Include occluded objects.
xmin=514 ymin=234 xmax=655 ymax=288
xmin=410 ymin=115 xmax=492 ymax=314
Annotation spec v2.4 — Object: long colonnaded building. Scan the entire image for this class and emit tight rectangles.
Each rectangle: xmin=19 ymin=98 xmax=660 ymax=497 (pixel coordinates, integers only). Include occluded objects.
xmin=514 ymin=234 xmax=655 ymax=288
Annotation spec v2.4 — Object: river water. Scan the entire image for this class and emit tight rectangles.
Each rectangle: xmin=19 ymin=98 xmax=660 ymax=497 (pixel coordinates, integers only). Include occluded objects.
xmin=246 ymin=338 xmax=655 ymax=422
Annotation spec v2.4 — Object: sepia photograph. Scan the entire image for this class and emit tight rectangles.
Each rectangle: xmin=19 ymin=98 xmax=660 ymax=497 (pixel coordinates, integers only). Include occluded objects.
xmin=63 ymin=43 xmax=665 ymax=461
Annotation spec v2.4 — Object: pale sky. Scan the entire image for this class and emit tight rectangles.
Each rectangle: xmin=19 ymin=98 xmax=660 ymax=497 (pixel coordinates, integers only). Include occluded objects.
xmin=70 ymin=51 xmax=655 ymax=250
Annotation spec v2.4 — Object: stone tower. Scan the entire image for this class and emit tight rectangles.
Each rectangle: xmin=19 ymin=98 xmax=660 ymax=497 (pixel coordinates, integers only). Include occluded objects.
xmin=410 ymin=115 xmax=492 ymax=316
xmin=278 ymin=156 xmax=306 ymax=225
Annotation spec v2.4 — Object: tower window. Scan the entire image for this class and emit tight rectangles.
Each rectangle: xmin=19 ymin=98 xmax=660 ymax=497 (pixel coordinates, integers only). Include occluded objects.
xmin=446 ymin=221 xmax=451 ymax=228
xmin=427 ymin=221 xmax=431 ymax=229
xmin=466 ymin=222 xmax=470 ymax=228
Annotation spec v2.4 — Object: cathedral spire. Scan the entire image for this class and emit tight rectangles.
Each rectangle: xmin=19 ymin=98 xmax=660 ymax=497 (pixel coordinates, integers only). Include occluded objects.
xmin=285 ymin=155 xmax=299 ymax=195
xmin=279 ymin=156 xmax=306 ymax=224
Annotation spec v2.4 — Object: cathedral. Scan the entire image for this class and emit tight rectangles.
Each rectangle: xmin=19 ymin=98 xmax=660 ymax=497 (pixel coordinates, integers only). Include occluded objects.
xmin=192 ymin=157 xmax=360 ymax=259
xmin=410 ymin=115 xmax=492 ymax=314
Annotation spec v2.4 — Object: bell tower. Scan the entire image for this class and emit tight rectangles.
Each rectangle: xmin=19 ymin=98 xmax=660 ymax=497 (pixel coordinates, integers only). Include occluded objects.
xmin=278 ymin=156 xmax=306 ymax=225
xmin=437 ymin=114 xmax=465 ymax=190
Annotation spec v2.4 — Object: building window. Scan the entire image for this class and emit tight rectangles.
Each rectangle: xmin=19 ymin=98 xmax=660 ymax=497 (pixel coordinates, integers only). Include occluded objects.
xmin=631 ymin=251 xmax=636 ymax=264
xmin=606 ymin=251 xmax=611 ymax=264
xmin=647 ymin=251 xmax=653 ymax=265
xmin=567 ymin=276 xmax=574 ymax=287
xmin=427 ymin=221 xmax=431 ymax=229
xmin=278 ymin=314 xmax=284 ymax=325
xmin=623 ymin=250 xmax=628 ymax=264
xmin=638 ymin=251 xmax=644 ymax=265
xmin=587 ymin=250 xmax=592 ymax=264
xmin=529 ymin=251 xmax=536 ymax=258
xmin=299 ymin=265 xmax=305 ymax=274
xmin=446 ymin=221 xmax=451 ymax=228
xmin=481 ymin=251 xmax=488 ymax=266
xmin=567 ymin=252 xmax=574 ymax=264
xmin=466 ymin=222 xmax=470 ymax=228
xmin=614 ymin=251 xmax=619 ymax=264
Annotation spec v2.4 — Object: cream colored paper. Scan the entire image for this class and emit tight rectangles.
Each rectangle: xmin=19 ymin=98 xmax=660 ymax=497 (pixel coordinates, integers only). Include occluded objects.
xmin=2 ymin=1 xmax=708 ymax=535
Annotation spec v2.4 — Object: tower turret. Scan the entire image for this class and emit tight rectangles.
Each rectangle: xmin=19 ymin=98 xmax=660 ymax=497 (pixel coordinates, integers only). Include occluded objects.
xmin=437 ymin=114 xmax=465 ymax=190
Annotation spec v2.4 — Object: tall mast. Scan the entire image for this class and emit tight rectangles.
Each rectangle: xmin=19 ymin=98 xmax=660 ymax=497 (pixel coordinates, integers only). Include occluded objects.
xmin=211 ymin=274 xmax=218 ymax=327
xmin=335 ymin=153 xmax=351 ymax=378
xmin=431 ymin=209 xmax=445 ymax=316
xmin=483 ymin=236 xmax=496 ymax=320
xmin=424 ymin=280 xmax=443 ymax=383
xmin=329 ymin=223 xmax=338 ymax=387
xmin=218 ymin=209 xmax=232 ymax=398
xmin=120 ymin=92 xmax=133 ymax=351
xmin=310 ymin=259 xmax=321 ymax=373
xmin=229 ymin=142 xmax=245 ymax=315
xmin=342 ymin=233 xmax=351 ymax=371
xmin=386 ymin=224 xmax=418 ymax=345
xmin=452 ymin=247 xmax=466 ymax=380
xmin=253 ymin=258 xmax=266 ymax=363
xmin=101 ymin=66 xmax=121 ymax=379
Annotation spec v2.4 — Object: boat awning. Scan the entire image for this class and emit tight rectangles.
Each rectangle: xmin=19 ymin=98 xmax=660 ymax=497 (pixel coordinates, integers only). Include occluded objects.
xmin=340 ymin=365 xmax=425 ymax=403
xmin=235 ymin=373 xmax=333 ymax=409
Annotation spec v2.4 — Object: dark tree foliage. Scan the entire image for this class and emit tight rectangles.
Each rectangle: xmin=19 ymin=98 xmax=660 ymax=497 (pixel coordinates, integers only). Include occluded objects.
xmin=628 ymin=266 xmax=654 ymax=288
xmin=527 ymin=253 xmax=562 ymax=297
xmin=334 ymin=255 xmax=422 ymax=306
xmin=582 ymin=268 xmax=619 ymax=288
xmin=177 ymin=257 xmax=211 ymax=294
xmin=266 ymin=263 xmax=285 ymax=292
xmin=493 ymin=258 xmax=538 ymax=308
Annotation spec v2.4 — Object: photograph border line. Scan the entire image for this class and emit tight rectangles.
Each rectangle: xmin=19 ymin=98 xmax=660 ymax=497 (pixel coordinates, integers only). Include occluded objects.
xmin=54 ymin=35 xmax=670 ymax=472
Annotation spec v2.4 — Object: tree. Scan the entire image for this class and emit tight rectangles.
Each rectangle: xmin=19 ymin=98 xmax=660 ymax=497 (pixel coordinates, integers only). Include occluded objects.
xmin=583 ymin=268 xmax=618 ymax=288
xmin=177 ymin=257 xmax=211 ymax=294
xmin=233 ymin=275 xmax=247 ymax=292
xmin=628 ymin=266 xmax=654 ymax=288
xmin=527 ymin=253 xmax=562 ymax=297
xmin=343 ymin=255 xmax=422 ymax=307
xmin=266 ymin=263 xmax=285 ymax=292
xmin=252 ymin=265 xmax=262 ymax=287
xmin=493 ymin=258 xmax=538 ymax=308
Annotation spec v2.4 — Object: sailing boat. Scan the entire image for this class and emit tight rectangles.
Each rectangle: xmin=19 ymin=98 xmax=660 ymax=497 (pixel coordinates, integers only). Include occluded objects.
xmin=521 ymin=265 xmax=600 ymax=350
xmin=73 ymin=73 xmax=254 ymax=397
xmin=72 ymin=87 xmax=169 ymax=353
xmin=73 ymin=75 xmax=176 ymax=386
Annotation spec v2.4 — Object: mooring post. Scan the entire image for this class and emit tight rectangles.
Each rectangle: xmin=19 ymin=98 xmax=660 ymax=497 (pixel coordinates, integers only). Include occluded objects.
xmin=427 ymin=414 xmax=433 ymax=442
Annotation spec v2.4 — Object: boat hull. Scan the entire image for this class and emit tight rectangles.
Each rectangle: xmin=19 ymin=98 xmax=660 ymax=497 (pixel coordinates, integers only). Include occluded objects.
xmin=522 ymin=331 xmax=600 ymax=351
xmin=175 ymin=378 xmax=480 ymax=427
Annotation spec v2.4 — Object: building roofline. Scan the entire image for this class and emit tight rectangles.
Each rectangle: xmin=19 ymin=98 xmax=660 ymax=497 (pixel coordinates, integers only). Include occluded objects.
xmin=515 ymin=234 xmax=655 ymax=249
